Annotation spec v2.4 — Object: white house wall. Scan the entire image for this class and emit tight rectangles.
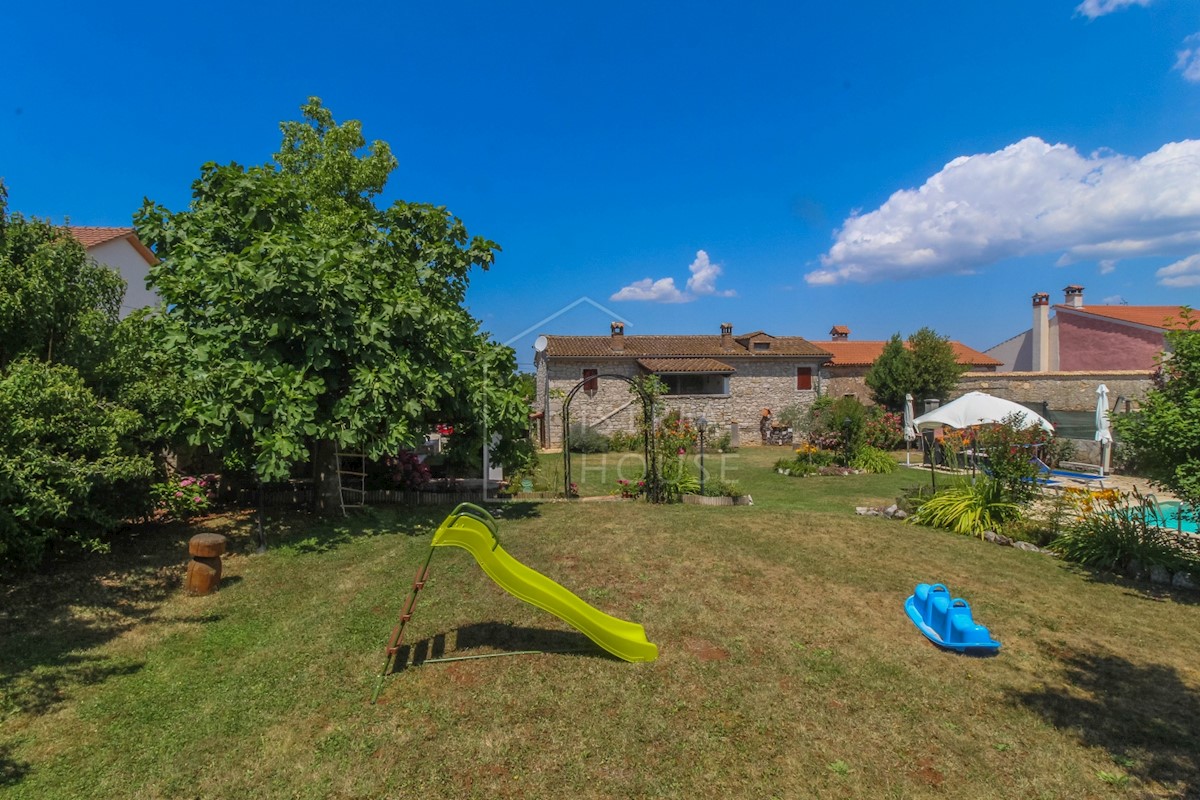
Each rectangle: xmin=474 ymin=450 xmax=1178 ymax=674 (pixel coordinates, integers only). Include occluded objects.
xmin=88 ymin=238 xmax=157 ymax=317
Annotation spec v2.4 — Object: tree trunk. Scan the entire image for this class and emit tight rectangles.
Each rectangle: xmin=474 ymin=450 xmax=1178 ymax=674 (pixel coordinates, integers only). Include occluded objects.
xmin=311 ymin=438 xmax=342 ymax=514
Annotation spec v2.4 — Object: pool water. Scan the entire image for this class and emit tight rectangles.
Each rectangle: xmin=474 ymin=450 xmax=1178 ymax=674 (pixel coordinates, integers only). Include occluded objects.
xmin=1143 ymin=501 xmax=1198 ymax=534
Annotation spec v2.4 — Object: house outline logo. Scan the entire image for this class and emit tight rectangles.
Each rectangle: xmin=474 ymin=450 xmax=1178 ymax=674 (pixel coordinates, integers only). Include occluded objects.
xmin=502 ymin=296 xmax=632 ymax=349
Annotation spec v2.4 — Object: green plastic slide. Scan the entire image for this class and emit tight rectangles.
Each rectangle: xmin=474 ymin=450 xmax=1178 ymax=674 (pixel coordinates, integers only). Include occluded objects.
xmin=431 ymin=505 xmax=658 ymax=663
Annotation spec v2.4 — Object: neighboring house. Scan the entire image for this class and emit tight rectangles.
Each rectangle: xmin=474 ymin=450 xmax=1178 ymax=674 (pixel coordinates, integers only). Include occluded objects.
xmin=69 ymin=227 xmax=158 ymax=317
xmin=986 ymin=285 xmax=1188 ymax=372
xmin=534 ymin=323 xmax=831 ymax=447
xmin=819 ymin=326 xmax=1001 ymax=404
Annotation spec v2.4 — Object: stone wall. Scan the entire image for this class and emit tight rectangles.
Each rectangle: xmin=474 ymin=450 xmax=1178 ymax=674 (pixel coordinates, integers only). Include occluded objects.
xmin=538 ymin=357 xmax=821 ymax=447
xmin=955 ymin=370 xmax=1152 ymax=411
xmin=819 ymin=366 xmax=870 ymax=403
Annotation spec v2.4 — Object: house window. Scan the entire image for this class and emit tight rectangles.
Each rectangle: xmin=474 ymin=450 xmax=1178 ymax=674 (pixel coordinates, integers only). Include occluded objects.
xmin=660 ymin=374 xmax=729 ymax=395
xmin=753 ymin=342 xmax=770 ymax=351
xmin=582 ymin=369 xmax=598 ymax=392
xmin=796 ymin=367 xmax=813 ymax=390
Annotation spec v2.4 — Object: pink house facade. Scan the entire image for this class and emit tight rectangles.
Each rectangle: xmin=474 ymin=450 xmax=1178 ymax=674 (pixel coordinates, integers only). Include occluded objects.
xmin=1056 ymin=308 xmax=1167 ymax=371
xmin=986 ymin=285 xmax=1186 ymax=373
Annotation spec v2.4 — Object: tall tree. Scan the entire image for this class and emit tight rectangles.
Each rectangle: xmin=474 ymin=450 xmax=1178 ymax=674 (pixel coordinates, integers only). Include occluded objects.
xmin=1112 ymin=310 xmax=1200 ymax=507
xmin=864 ymin=333 xmax=915 ymax=410
xmin=908 ymin=327 xmax=966 ymax=403
xmin=136 ymin=99 xmax=525 ymax=509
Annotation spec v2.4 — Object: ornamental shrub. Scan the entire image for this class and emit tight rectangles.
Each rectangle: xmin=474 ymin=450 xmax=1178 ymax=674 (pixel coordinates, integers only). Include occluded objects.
xmin=151 ymin=474 xmax=215 ymax=520
xmin=0 ymin=360 xmax=155 ymax=569
xmin=386 ymin=450 xmax=432 ymax=490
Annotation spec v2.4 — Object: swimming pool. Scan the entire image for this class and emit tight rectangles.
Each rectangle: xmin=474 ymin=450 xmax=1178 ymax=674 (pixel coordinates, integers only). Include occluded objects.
xmin=1142 ymin=501 xmax=1198 ymax=535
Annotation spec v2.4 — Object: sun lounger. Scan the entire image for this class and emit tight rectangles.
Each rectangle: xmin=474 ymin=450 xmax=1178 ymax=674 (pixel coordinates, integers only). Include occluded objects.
xmin=1031 ymin=457 xmax=1106 ymax=488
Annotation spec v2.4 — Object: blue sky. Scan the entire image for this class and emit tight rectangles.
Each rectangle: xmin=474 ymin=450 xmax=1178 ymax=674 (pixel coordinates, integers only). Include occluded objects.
xmin=3 ymin=0 xmax=1199 ymax=369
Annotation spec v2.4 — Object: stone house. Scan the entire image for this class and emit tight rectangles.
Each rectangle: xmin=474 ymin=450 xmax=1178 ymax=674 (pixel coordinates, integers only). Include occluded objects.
xmin=534 ymin=323 xmax=831 ymax=447
xmin=985 ymin=285 xmax=1188 ymax=372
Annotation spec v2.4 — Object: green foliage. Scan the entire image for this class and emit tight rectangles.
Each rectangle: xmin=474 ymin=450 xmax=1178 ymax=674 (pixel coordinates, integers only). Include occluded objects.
xmin=1111 ymin=309 xmax=1200 ymax=507
xmin=865 ymin=328 xmax=966 ymax=410
xmin=1051 ymin=491 xmax=1197 ymax=572
xmin=656 ymin=409 xmax=698 ymax=454
xmin=909 ymin=479 xmax=1021 ymax=537
xmin=701 ymin=478 xmax=743 ymax=498
xmin=608 ymin=429 xmax=643 ymax=452
xmin=0 ymin=190 xmax=125 ymax=378
xmin=864 ymin=406 xmax=905 ymax=450
xmin=776 ymin=403 xmax=808 ymax=430
xmin=135 ymin=99 xmax=520 ymax=496
xmin=151 ymin=474 xmax=214 ymax=521
xmin=973 ymin=414 xmax=1046 ymax=503
xmin=850 ymin=446 xmax=898 ymax=474
xmin=659 ymin=452 xmax=699 ymax=501
xmin=908 ymin=327 xmax=967 ymax=403
xmin=708 ymin=426 xmax=736 ymax=452
xmin=808 ymin=396 xmax=868 ymax=464
xmin=568 ymin=424 xmax=610 ymax=453
xmin=864 ymin=334 xmax=914 ymax=410
xmin=0 ymin=360 xmax=155 ymax=568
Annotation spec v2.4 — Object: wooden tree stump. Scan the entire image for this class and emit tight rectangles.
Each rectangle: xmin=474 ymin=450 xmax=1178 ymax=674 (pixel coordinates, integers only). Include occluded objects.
xmin=186 ymin=533 xmax=227 ymax=595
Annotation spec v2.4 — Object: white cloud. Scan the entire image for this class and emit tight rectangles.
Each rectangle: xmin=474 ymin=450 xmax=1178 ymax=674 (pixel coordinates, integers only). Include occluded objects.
xmin=1156 ymin=254 xmax=1200 ymax=287
xmin=610 ymin=277 xmax=689 ymax=303
xmin=808 ymin=137 xmax=1200 ymax=287
xmin=612 ymin=250 xmax=735 ymax=303
xmin=1175 ymin=33 xmax=1200 ymax=83
xmin=685 ymin=250 xmax=736 ymax=297
xmin=1102 ymin=294 xmax=1127 ymax=304
xmin=1098 ymin=259 xmax=1117 ymax=274
xmin=1075 ymin=0 xmax=1151 ymax=19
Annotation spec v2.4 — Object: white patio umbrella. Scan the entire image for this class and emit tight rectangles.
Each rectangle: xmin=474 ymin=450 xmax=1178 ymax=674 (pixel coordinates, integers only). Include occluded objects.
xmin=911 ymin=391 xmax=1054 ymax=433
xmin=903 ymin=393 xmax=917 ymax=466
xmin=1095 ymin=384 xmax=1113 ymax=477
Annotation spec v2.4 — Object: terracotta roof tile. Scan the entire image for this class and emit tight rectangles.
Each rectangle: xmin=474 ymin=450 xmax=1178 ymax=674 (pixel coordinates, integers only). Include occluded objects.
xmin=1057 ymin=305 xmax=1190 ymax=330
xmin=69 ymin=226 xmax=135 ymax=247
xmin=544 ymin=334 xmax=831 ymax=358
xmin=68 ymin=226 xmax=158 ymax=266
xmin=822 ymin=340 xmax=1001 ymax=368
xmin=636 ymin=357 xmax=735 ymax=373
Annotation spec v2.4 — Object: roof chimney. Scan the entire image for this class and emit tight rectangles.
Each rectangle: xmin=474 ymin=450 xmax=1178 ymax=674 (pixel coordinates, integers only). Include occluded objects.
xmin=720 ymin=322 xmax=733 ymax=349
xmin=830 ymin=325 xmax=850 ymax=341
xmin=1032 ymin=293 xmax=1050 ymax=372
xmin=610 ymin=321 xmax=625 ymax=352
xmin=1064 ymin=285 xmax=1084 ymax=308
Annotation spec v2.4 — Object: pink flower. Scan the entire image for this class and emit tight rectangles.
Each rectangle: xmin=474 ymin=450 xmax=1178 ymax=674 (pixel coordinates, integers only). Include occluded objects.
xmin=677 ymin=447 xmax=686 ymax=455
xmin=180 ymin=477 xmax=194 ymax=488
xmin=174 ymin=491 xmax=184 ymax=498
xmin=193 ymin=496 xmax=203 ymax=503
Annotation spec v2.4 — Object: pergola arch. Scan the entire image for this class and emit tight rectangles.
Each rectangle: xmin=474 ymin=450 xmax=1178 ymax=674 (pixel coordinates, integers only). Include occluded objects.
xmin=561 ymin=374 xmax=661 ymax=502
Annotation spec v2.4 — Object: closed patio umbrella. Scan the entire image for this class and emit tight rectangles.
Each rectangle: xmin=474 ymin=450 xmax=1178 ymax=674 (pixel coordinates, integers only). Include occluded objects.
xmin=1095 ymin=384 xmax=1113 ymax=477
xmin=904 ymin=393 xmax=917 ymax=466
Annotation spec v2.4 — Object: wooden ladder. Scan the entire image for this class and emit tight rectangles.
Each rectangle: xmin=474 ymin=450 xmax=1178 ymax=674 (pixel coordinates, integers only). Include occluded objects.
xmin=336 ymin=452 xmax=367 ymax=516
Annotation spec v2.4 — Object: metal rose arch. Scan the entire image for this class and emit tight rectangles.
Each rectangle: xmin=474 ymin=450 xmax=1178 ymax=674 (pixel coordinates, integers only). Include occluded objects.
xmin=561 ymin=374 xmax=662 ymax=503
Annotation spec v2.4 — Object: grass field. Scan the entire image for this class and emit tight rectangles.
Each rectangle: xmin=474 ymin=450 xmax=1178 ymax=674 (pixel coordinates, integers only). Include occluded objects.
xmin=3 ymin=448 xmax=1199 ymax=798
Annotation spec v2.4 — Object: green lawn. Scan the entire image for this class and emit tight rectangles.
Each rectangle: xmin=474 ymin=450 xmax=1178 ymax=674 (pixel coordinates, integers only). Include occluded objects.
xmin=3 ymin=448 xmax=1199 ymax=798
